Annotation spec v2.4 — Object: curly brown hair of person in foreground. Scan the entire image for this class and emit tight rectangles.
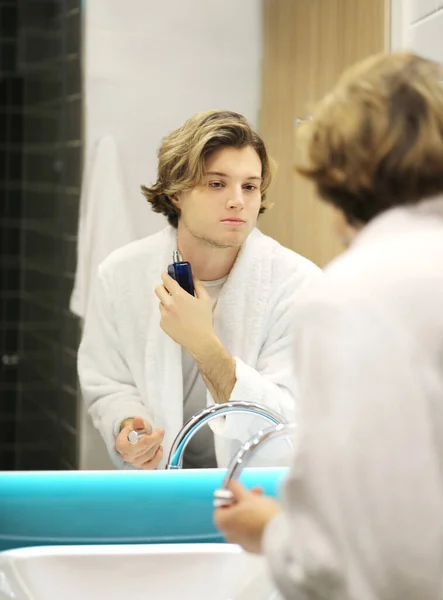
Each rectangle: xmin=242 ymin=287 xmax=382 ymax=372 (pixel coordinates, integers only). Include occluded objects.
xmin=296 ymin=52 xmax=443 ymax=227
xmin=141 ymin=110 xmax=275 ymax=228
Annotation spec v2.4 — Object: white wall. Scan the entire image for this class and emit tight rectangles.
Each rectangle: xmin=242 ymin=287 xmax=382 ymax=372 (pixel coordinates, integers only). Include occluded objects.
xmin=391 ymin=0 xmax=443 ymax=61
xmin=84 ymin=0 xmax=263 ymax=240
xmin=78 ymin=0 xmax=263 ymax=469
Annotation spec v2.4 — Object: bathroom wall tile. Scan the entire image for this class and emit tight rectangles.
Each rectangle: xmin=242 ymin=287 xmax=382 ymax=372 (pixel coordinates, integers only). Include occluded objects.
xmin=62 ymin=192 xmax=80 ymax=236
xmin=58 ymin=420 xmax=78 ymax=467
xmin=0 ymin=4 xmax=17 ymax=38
xmin=2 ymin=0 xmax=82 ymax=470
xmin=67 ymin=0 xmax=81 ymax=12
xmin=409 ymin=0 xmax=438 ymax=24
xmin=9 ymin=112 xmax=23 ymax=143
xmin=0 ymin=40 xmax=15 ymax=74
xmin=18 ymin=448 xmax=61 ymax=471
xmin=66 ymin=56 xmax=81 ymax=96
xmin=64 ymin=144 xmax=81 ymax=187
xmin=67 ymin=10 xmax=80 ymax=56
xmin=65 ymin=96 xmax=81 ymax=139
xmin=0 ymin=2 xmax=22 ymax=471
xmin=62 ymin=310 xmax=80 ymax=352
xmin=0 ymin=385 xmax=17 ymax=416
xmin=0 ymin=449 xmax=16 ymax=470
xmin=4 ymin=189 xmax=21 ymax=219
xmin=59 ymin=385 xmax=78 ymax=431
xmin=409 ymin=8 xmax=443 ymax=63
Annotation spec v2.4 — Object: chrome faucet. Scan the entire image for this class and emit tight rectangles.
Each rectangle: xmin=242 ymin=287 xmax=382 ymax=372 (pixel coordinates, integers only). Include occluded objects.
xmin=165 ymin=401 xmax=288 ymax=469
xmin=213 ymin=422 xmax=298 ymax=507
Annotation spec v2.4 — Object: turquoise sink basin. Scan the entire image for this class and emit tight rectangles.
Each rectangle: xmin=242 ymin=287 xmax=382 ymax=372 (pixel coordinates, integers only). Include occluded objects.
xmin=0 ymin=468 xmax=287 ymax=552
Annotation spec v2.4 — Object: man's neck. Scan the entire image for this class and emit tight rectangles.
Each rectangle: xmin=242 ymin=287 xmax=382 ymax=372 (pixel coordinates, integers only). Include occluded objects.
xmin=176 ymin=225 xmax=241 ymax=281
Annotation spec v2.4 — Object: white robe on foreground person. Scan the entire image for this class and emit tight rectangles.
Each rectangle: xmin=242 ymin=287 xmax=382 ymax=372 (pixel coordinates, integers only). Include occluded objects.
xmin=263 ymin=196 xmax=443 ymax=600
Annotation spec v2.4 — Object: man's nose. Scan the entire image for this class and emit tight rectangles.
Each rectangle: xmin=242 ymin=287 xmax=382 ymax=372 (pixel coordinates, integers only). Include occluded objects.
xmin=227 ymin=187 xmax=245 ymax=209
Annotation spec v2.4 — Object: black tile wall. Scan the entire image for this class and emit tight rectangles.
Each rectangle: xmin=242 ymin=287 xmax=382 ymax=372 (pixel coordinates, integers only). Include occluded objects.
xmin=0 ymin=0 xmax=82 ymax=471
xmin=0 ymin=4 xmax=17 ymax=39
xmin=0 ymin=0 xmax=21 ymax=470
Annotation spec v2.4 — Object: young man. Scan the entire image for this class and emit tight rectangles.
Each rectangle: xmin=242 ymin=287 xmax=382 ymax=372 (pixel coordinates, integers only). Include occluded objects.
xmin=78 ymin=110 xmax=320 ymax=470
xmin=214 ymin=54 xmax=443 ymax=600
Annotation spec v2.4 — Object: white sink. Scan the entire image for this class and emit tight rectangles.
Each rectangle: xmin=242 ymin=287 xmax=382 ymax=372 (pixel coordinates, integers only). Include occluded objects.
xmin=0 ymin=544 xmax=280 ymax=600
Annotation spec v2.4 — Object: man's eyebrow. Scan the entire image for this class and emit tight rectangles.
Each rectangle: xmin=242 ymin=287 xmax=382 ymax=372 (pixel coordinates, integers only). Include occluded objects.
xmin=206 ymin=171 xmax=262 ymax=181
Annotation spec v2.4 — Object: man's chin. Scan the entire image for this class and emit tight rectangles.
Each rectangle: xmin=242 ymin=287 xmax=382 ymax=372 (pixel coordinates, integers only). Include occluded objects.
xmin=214 ymin=229 xmax=250 ymax=248
xmin=190 ymin=225 xmax=252 ymax=249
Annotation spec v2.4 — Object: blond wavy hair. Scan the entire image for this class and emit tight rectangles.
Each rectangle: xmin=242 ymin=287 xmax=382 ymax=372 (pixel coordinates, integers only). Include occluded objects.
xmin=142 ymin=110 xmax=274 ymax=227
xmin=296 ymin=52 xmax=443 ymax=224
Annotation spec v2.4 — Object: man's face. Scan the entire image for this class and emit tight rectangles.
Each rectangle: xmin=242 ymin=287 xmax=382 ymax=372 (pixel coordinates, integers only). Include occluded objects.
xmin=175 ymin=145 xmax=263 ymax=248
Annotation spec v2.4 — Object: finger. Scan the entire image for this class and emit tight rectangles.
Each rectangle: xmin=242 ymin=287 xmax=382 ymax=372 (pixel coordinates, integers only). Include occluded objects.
xmin=158 ymin=302 xmax=167 ymax=320
xmin=133 ymin=444 xmax=162 ymax=469
xmin=161 ymin=272 xmax=182 ymax=295
xmin=115 ymin=426 xmax=133 ymax=454
xmin=227 ymin=480 xmax=252 ymax=501
xmin=193 ymin=278 xmax=210 ymax=300
xmin=120 ymin=416 xmax=153 ymax=456
xmin=132 ymin=416 xmax=150 ymax=432
xmin=213 ymin=507 xmax=227 ymax=530
xmin=136 ymin=427 xmax=165 ymax=449
xmin=120 ymin=434 xmax=162 ymax=463
xmin=131 ymin=428 xmax=165 ymax=459
xmin=132 ymin=443 xmax=158 ymax=461
xmin=120 ymin=426 xmax=164 ymax=460
xmin=131 ymin=435 xmax=162 ymax=463
xmin=137 ymin=427 xmax=164 ymax=450
xmin=140 ymin=446 xmax=164 ymax=470
xmin=213 ymin=504 xmax=242 ymax=533
xmin=155 ymin=284 xmax=172 ymax=305
xmin=131 ymin=444 xmax=160 ymax=466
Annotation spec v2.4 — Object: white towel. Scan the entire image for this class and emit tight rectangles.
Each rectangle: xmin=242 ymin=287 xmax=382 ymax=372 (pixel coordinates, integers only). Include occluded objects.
xmin=70 ymin=135 xmax=136 ymax=319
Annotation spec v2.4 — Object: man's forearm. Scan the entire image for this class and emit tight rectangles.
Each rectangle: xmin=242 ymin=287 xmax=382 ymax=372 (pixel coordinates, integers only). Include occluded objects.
xmin=190 ymin=334 xmax=236 ymax=404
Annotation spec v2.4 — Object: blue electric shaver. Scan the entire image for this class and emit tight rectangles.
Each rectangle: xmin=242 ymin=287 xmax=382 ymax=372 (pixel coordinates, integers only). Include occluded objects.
xmin=167 ymin=250 xmax=195 ymax=296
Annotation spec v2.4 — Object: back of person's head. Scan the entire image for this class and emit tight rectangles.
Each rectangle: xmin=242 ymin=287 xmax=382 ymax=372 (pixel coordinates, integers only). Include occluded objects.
xmin=296 ymin=52 xmax=443 ymax=225
xmin=142 ymin=110 xmax=274 ymax=228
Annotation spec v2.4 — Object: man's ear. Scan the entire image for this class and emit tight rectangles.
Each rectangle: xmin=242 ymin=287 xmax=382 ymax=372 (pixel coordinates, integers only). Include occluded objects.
xmin=169 ymin=194 xmax=180 ymax=205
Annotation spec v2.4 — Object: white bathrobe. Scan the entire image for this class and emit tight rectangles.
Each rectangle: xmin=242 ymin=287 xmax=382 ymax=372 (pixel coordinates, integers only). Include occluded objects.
xmin=78 ymin=225 xmax=321 ymax=468
xmin=263 ymin=197 xmax=443 ymax=600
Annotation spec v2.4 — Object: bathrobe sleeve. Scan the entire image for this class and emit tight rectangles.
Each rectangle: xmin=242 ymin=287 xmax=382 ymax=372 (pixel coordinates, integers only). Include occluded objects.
xmin=261 ymin=297 xmax=443 ymax=600
xmin=209 ymin=270 xmax=320 ymax=442
xmin=77 ymin=266 xmax=154 ymax=468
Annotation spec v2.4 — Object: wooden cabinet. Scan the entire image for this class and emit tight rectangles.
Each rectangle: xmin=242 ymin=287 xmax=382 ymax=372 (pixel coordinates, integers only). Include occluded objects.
xmin=259 ymin=0 xmax=387 ymax=266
